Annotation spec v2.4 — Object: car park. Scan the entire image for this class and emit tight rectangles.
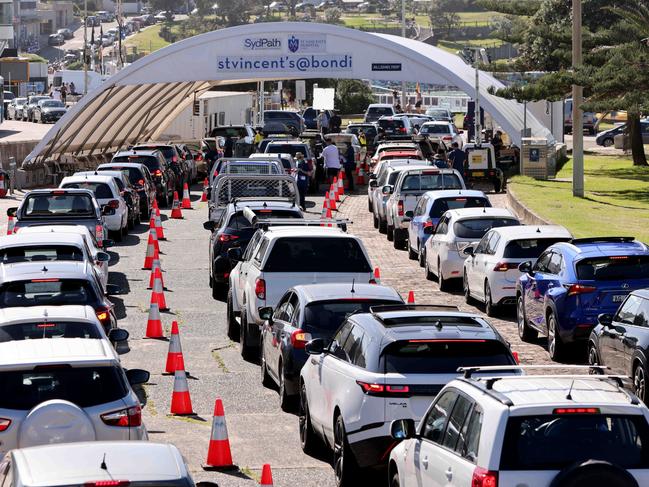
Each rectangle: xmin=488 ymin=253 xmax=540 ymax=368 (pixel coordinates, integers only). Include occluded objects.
xmin=517 ymin=236 xmax=649 ymax=360
xmin=405 ymin=190 xmax=491 ymax=263
xmin=424 ymin=208 xmax=520 ymax=290
xmin=0 ymin=339 xmax=148 ymax=455
xmin=97 ymin=161 xmax=157 ymax=219
xmin=112 ymin=149 xmax=176 ymax=206
xmin=464 ymin=225 xmax=572 ymax=316
xmin=60 ymin=174 xmax=129 ymax=240
xmin=32 ymin=99 xmax=67 ymax=124
xmin=299 ymin=305 xmax=517 ymax=485
xmin=389 ymin=367 xmax=649 ymax=487
xmin=384 ymin=166 xmax=466 ymax=249
xmin=419 ymin=120 xmax=463 ymax=146
xmin=7 ymin=98 xmax=27 ymax=120
xmin=260 ymin=283 xmax=404 ymax=410
xmin=228 ymin=225 xmax=374 ymax=359
xmin=364 ymin=103 xmax=396 ymax=123
xmin=9 ymin=189 xmax=110 ymax=247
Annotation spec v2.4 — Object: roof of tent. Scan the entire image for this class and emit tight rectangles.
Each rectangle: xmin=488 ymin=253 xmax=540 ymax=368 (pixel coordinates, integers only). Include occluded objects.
xmin=23 ymin=22 xmax=552 ymax=167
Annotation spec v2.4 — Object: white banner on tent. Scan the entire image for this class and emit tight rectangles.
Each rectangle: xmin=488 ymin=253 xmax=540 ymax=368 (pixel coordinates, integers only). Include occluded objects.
xmin=313 ymin=87 xmax=335 ymax=110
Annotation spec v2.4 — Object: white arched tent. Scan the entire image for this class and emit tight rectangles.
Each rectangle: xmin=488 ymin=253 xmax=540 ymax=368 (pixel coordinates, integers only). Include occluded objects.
xmin=23 ymin=22 xmax=552 ymax=167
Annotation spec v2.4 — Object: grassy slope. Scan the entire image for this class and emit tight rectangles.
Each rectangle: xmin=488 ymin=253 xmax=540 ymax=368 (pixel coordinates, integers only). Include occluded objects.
xmin=509 ymin=156 xmax=649 ymax=242
xmin=124 ymin=24 xmax=172 ymax=52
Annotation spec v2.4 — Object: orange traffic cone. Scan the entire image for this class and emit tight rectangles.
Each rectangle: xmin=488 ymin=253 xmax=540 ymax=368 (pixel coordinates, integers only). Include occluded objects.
xmin=149 ymin=259 xmax=164 ymax=289
xmin=202 ymin=399 xmax=236 ymax=470
xmin=154 ymin=209 xmax=165 ymax=240
xmin=331 ymin=178 xmax=340 ymax=202
xmin=356 ymin=167 xmax=364 ymax=186
xmin=341 ymin=168 xmax=349 ymax=190
xmin=201 ymin=178 xmax=208 ymax=202
xmin=407 ymin=291 xmax=415 ymax=304
xmin=337 ymin=171 xmax=345 ymax=196
xmin=142 ymin=238 xmax=156 ymax=270
xmin=170 ymin=192 xmax=183 ymax=219
xmin=164 ymin=321 xmax=184 ymax=375
xmin=152 ymin=272 xmax=168 ymax=311
xmin=373 ymin=267 xmax=381 ymax=284
xmin=6 ymin=215 xmax=14 ymax=235
xmin=170 ymin=366 xmax=193 ymax=415
xmin=147 ymin=227 xmax=160 ymax=254
xmin=145 ymin=301 xmax=164 ymax=339
xmin=260 ymin=464 xmax=273 ymax=486
xmin=321 ymin=195 xmax=329 ymax=218
xmin=181 ymin=183 xmax=192 ymax=209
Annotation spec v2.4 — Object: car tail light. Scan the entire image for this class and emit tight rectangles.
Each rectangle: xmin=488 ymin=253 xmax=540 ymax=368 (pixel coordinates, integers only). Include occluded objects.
xmin=255 ymin=278 xmax=266 ymax=300
xmin=493 ymin=262 xmax=518 ymax=272
xmin=356 ymin=381 xmax=410 ymax=396
xmin=172 ymin=156 xmax=178 ymax=162
xmin=566 ymin=284 xmax=597 ymax=296
xmin=472 ymin=467 xmax=498 ymax=487
xmin=137 ymin=179 xmax=144 ymax=186
xmin=107 ymin=199 xmax=120 ymax=209
xmin=95 ymin=224 xmax=104 ymax=245
xmin=423 ymin=220 xmax=435 ymax=230
xmin=553 ymin=407 xmax=600 ymax=414
xmin=84 ymin=482 xmax=130 ymax=487
xmin=399 ymin=127 xmax=407 ymax=133
xmin=0 ymin=418 xmax=11 ymax=432
xmin=196 ymin=153 xmax=203 ymax=161
xmin=290 ymin=329 xmax=312 ymax=349
xmin=397 ymin=200 xmax=404 ymax=216
xmin=442 ymin=135 xmax=453 ymax=141
xmin=52 ymin=190 xmax=66 ymax=195
xmin=219 ymin=234 xmax=240 ymax=242
xmin=101 ymin=405 xmax=142 ymax=427
xmin=96 ymin=305 xmax=111 ymax=325
xmin=512 ymin=351 xmax=520 ymax=364
xmin=153 ymin=169 xmax=163 ymax=177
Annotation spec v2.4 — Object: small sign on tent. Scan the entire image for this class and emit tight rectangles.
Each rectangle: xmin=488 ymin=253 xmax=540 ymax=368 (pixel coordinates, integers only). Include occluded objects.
xmin=313 ymin=87 xmax=335 ymax=110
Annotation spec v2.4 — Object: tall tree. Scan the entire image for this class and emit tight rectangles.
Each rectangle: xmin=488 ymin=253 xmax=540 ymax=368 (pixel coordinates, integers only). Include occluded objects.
xmin=427 ymin=0 xmax=460 ymax=39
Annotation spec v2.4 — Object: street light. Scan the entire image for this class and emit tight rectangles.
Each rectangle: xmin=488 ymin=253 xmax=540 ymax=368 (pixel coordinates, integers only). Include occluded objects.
xmin=572 ymin=0 xmax=584 ymax=197
xmin=400 ymin=0 xmax=406 ymax=110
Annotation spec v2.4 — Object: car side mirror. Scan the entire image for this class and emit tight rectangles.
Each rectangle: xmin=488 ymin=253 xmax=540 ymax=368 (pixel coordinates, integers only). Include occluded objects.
xmin=7 ymin=207 xmax=16 ymax=217
xmin=518 ymin=261 xmax=533 ymax=275
xmin=108 ymin=328 xmax=129 ymax=342
xmin=369 ymin=173 xmax=377 ymax=180
xmin=102 ymin=239 xmax=114 ymax=249
xmin=126 ymin=368 xmax=150 ymax=386
xmin=227 ymin=247 xmax=242 ymax=262
xmin=259 ymin=306 xmax=273 ymax=322
xmin=369 ymin=180 xmax=378 ymax=188
xmin=405 ymin=210 xmax=414 ymax=218
xmin=106 ymin=284 xmax=121 ymax=295
xmin=305 ymin=338 xmax=325 ymax=355
xmin=463 ymin=246 xmax=474 ymax=256
xmin=381 ymin=185 xmax=393 ymax=195
xmin=598 ymin=313 xmax=614 ymax=327
xmin=391 ymin=418 xmax=416 ymax=440
xmin=423 ymin=225 xmax=435 ymax=235
xmin=102 ymin=206 xmax=116 ymax=216
xmin=203 ymin=220 xmax=216 ymax=231
xmin=96 ymin=251 xmax=110 ymax=263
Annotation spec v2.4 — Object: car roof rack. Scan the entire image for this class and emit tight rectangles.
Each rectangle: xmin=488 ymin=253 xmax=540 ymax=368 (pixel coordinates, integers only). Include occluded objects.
xmin=253 ymin=218 xmax=350 ymax=231
xmin=459 ymin=365 xmax=608 ymax=380
xmin=370 ymin=304 xmax=460 ymax=314
xmin=570 ymin=236 xmax=635 ymax=244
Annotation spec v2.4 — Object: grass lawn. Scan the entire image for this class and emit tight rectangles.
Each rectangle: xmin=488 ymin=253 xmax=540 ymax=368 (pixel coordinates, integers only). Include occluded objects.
xmin=509 ymin=155 xmax=649 ymax=242
xmin=124 ymin=23 xmax=175 ymax=53
xmin=436 ymin=37 xmax=504 ymax=54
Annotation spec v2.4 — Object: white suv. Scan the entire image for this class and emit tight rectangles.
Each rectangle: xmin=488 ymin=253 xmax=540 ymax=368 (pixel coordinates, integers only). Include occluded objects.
xmin=0 ymin=338 xmax=149 ymax=455
xmin=298 ymin=305 xmax=517 ymax=486
xmin=228 ymin=225 xmax=375 ymax=360
xmin=389 ymin=367 xmax=649 ymax=487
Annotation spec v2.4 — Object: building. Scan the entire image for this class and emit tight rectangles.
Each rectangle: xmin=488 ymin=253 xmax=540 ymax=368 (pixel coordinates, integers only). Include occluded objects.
xmin=0 ymin=0 xmax=14 ymax=50
xmin=14 ymin=0 xmax=73 ymax=53
xmin=102 ymin=0 xmax=141 ymax=15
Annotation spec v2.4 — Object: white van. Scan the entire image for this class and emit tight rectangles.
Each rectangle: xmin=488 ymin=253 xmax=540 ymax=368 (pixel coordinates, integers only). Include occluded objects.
xmin=364 ymin=103 xmax=396 ymax=123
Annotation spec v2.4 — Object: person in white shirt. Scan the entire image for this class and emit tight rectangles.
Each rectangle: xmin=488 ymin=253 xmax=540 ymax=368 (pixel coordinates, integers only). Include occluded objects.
xmin=322 ymin=138 xmax=341 ymax=183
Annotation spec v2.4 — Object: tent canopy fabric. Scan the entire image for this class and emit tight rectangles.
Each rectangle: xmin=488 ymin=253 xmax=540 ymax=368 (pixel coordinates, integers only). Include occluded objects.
xmin=23 ymin=22 xmax=553 ymax=167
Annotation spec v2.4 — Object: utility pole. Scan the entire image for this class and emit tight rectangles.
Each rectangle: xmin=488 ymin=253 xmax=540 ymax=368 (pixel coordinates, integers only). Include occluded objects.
xmin=473 ymin=48 xmax=481 ymax=145
xmin=400 ymin=0 xmax=406 ymax=110
xmin=83 ymin=0 xmax=88 ymax=94
xmin=572 ymin=0 xmax=584 ymax=197
xmin=117 ymin=0 xmax=123 ymax=68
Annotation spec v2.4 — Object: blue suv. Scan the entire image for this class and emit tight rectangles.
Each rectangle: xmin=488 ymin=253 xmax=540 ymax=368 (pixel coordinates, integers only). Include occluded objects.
xmin=516 ymin=237 xmax=649 ymax=361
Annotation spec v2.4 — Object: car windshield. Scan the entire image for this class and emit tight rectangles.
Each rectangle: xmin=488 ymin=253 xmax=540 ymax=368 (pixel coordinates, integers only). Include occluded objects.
xmin=304 ymin=299 xmax=400 ymax=333
xmin=263 ymin=237 xmax=371 ymax=273
xmin=0 ymin=366 xmax=127 ymax=410
xmin=429 ymin=197 xmax=490 ymax=218
xmin=134 ymin=146 xmax=174 ymax=160
xmin=421 ymin=124 xmax=450 ymax=135
xmin=378 ymin=119 xmax=405 ymax=130
xmin=0 ymin=321 xmax=101 ymax=342
xmin=500 ymin=414 xmax=649 ymax=470
xmin=114 ymin=155 xmax=161 ymax=172
xmin=382 ymin=153 xmax=420 ymax=161
xmin=61 ymin=182 xmax=113 ymax=200
xmin=368 ymin=107 xmax=393 ymax=117
xmin=40 ymin=100 xmax=64 ymax=108
xmin=576 ymin=255 xmax=649 ymax=280
xmin=382 ymin=340 xmax=514 ymax=374
xmin=0 ymin=245 xmax=84 ymax=264
xmin=227 ymin=209 xmax=301 ymax=230
xmin=211 ymin=127 xmax=247 ymax=138
xmin=427 ymin=109 xmax=449 ymax=118
xmin=99 ymin=166 xmax=143 ymax=185
xmin=15 ymin=98 xmax=27 ymax=105
xmin=24 ymin=194 xmax=95 ymax=217
xmin=267 ymin=144 xmax=307 ymax=157
xmin=401 ymin=173 xmax=463 ymax=190
xmin=503 ymin=238 xmax=570 ymax=259
xmin=0 ymin=279 xmax=96 ymax=307
xmin=266 ymin=111 xmax=298 ymax=120
xmin=454 ymin=218 xmax=520 ymax=239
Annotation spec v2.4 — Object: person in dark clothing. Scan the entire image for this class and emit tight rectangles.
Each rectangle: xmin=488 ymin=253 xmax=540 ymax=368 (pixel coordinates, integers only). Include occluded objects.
xmin=344 ymin=142 xmax=356 ymax=191
xmin=223 ymin=136 xmax=234 ymax=158
xmin=329 ymin=111 xmax=342 ymax=133
xmin=492 ymin=130 xmax=503 ymax=159
xmin=295 ymin=152 xmax=312 ymax=210
xmin=373 ymin=128 xmax=386 ymax=148
xmin=447 ymin=142 xmax=467 ymax=174
xmin=433 ymin=149 xmax=448 ymax=168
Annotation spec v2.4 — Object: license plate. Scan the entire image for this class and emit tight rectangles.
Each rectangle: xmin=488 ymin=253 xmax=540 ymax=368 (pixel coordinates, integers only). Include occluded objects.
xmin=472 ymin=171 xmax=484 ymax=177
xmin=613 ymin=294 xmax=627 ymax=302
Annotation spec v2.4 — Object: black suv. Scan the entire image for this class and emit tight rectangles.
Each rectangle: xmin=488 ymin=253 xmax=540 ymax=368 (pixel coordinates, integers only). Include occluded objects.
xmin=264 ymin=111 xmax=305 ymax=135
xmin=133 ymin=144 xmax=188 ymax=195
xmin=113 ymin=150 xmax=176 ymax=207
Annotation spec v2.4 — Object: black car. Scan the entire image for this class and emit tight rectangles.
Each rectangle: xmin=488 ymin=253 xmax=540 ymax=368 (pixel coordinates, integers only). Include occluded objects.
xmin=589 ymin=288 xmax=649 ymax=403
xmin=98 ymin=160 xmax=156 ymax=219
xmin=32 ymin=99 xmax=67 ymax=124
xmin=24 ymin=95 xmax=50 ymax=122
xmin=113 ymin=150 xmax=176 ymax=207
xmin=203 ymin=202 xmax=303 ymax=298
xmin=133 ymin=144 xmax=188 ymax=195
xmin=264 ymin=110 xmax=305 ymax=135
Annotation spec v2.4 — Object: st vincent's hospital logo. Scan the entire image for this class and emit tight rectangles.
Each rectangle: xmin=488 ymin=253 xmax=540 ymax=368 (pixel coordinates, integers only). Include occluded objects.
xmin=288 ymin=36 xmax=300 ymax=53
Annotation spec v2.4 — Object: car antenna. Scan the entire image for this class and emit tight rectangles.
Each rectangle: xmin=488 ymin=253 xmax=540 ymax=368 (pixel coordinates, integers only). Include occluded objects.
xmin=536 ymin=227 xmax=541 ymax=233
xmin=566 ymin=379 xmax=575 ymax=400
xmin=41 ymin=265 xmax=48 ymax=273
xmin=350 ymin=279 xmax=355 ymax=295
xmin=100 ymin=453 xmax=108 ymax=470
xmin=435 ymin=319 xmax=443 ymax=330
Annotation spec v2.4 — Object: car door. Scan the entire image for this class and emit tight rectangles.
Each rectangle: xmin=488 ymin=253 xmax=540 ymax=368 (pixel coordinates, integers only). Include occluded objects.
xmin=269 ymin=292 xmax=299 ymax=382
xmin=468 ymin=231 xmax=493 ymax=295
xmin=525 ymin=251 xmax=553 ymax=328
xmin=237 ymin=235 xmax=264 ymax=306
xmin=408 ymin=196 xmax=427 ymax=249
xmin=605 ymin=294 xmax=645 ymax=374
xmin=264 ymin=292 xmax=290 ymax=379
xmin=430 ymin=216 xmax=449 ymax=265
xmin=480 ymin=232 xmax=501 ymax=296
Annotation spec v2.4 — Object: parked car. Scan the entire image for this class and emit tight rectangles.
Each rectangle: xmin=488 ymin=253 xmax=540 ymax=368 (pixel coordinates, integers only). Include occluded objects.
xmin=6 ymin=97 xmax=27 ymax=120
xmin=595 ymin=123 xmax=627 ymax=147
xmin=389 ymin=369 xmax=649 ymax=487
xmin=517 ymin=236 xmax=649 ymax=360
xmin=263 ymin=110 xmax=305 ymax=135
xmin=97 ymin=161 xmax=156 ymax=220
xmin=2 ymin=90 xmax=14 ymax=119
xmin=132 ymin=144 xmax=187 ymax=195
xmin=56 ymin=28 xmax=73 ymax=39
xmin=564 ymin=98 xmax=598 ymax=135
xmin=299 ymin=305 xmax=517 ymax=485
xmin=32 ymin=99 xmax=66 ymax=124
xmin=47 ymin=34 xmax=65 ymax=46
xmin=114 ymin=150 xmax=176 ymax=207
xmin=23 ymin=96 xmax=50 ymax=122
xmin=424 ymin=207 xmax=520 ymax=290
xmin=364 ymin=103 xmax=396 ymax=123
xmin=405 ymin=189 xmax=491 ymax=263
xmin=260 ymin=283 xmax=403 ymax=410
xmin=86 ymin=15 xmax=100 ymax=27
xmin=419 ymin=121 xmax=463 ymax=146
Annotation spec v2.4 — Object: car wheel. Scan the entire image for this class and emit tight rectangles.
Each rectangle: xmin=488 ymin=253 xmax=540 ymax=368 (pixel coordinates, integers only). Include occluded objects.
xmin=393 ymin=229 xmax=403 ymax=249
xmin=239 ymin=311 xmax=256 ymax=362
xmin=333 ymin=414 xmax=359 ymax=487
xmin=211 ymin=271 xmax=224 ymax=300
xmin=425 ymin=257 xmax=434 ymax=281
xmin=386 ymin=225 xmax=394 ymax=241
xmin=547 ymin=311 xmax=565 ymax=361
xmin=299 ymin=382 xmax=321 ymax=454
xmin=378 ymin=218 xmax=387 ymax=234
xmin=112 ymin=229 xmax=123 ymax=242
xmin=278 ymin=362 xmax=295 ymax=412
xmin=634 ymin=363 xmax=648 ymax=404
xmin=602 ymin=138 xmax=614 ymax=147
xmin=127 ymin=214 xmax=135 ymax=230
xmin=484 ymin=281 xmax=497 ymax=317
xmin=226 ymin=290 xmax=239 ymax=341
xmin=373 ymin=213 xmax=379 ymax=229
xmin=463 ymin=272 xmax=473 ymax=304
xmin=408 ymin=241 xmax=417 ymax=260
xmin=418 ymin=246 xmax=426 ymax=268
xmin=260 ymin=341 xmax=273 ymax=388
xmin=438 ymin=259 xmax=449 ymax=291
xmin=368 ymin=200 xmax=373 ymax=213
xmin=588 ymin=343 xmax=601 ymax=368
xmin=493 ymin=179 xmax=502 ymax=193
xmin=390 ymin=471 xmax=400 ymax=487
xmin=517 ymin=295 xmax=538 ymax=341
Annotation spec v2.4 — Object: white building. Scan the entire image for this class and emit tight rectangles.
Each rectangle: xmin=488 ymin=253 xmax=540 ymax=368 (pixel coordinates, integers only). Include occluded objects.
xmin=0 ymin=0 xmax=14 ymax=49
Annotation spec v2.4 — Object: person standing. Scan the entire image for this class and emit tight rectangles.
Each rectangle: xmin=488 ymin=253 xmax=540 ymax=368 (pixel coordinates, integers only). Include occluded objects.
xmin=344 ymin=142 xmax=356 ymax=192
xmin=253 ymin=128 xmax=264 ymax=149
xmin=60 ymin=83 xmax=67 ymax=104
xmin=329 ymin=110 xmax=341 ymax=133
xmin=447 ymin=142 xmax=467 ymax=175
xmin=223 ymin=135 xmax=234 ymax=158
xmin=295 ymin=152 xmax=312 ymax=210
xmin=433 ymin=149 xmax=448 ymax=168
xmin=317 ymin=110 xmax=329 ymax=134
xmin=358 ymin=130 xmax=367 ymax=163
xmin=492 ymin=130 xmax=503 ymax=159
xmin=322 ymin=138 xmax=341 ymax=184
xmin=69 ymin=81 xmax=76 ymax=95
